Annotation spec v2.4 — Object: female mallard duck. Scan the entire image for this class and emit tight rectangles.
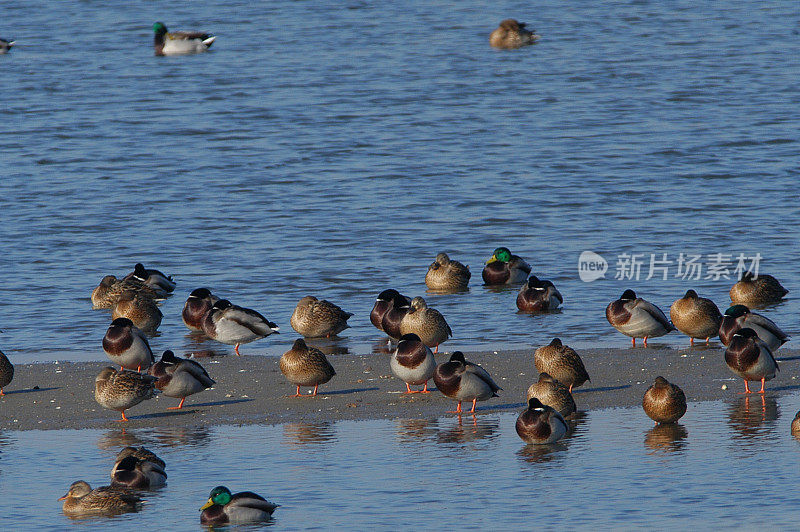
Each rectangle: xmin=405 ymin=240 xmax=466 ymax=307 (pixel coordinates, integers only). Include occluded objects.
xmin=489 ymin=19 xmax=540 ymax=49
xmin=425 ymin=252 xmax=471 ymax=291
xmin=606 ymin=289 xmax=675 ymax=347
xmin=91 ymin=275 xmax=165 ymax=309
xmin=719 ymin=305 xmax=788 ymax=351
xmin=390 ymin=333 xmax=436 ymax=394
xmin=669 ymin=289 xmax=722 ymax=345
xmin=59 ymin=481 xmax=140 ymax=516
xmin=202 ymin=299 xmax=279 ymax=355
xmin=0 ymin=38 xmax=15 ymax=54
xmin=0 ymin=349 xmax=13 ymax=395
xmin=124 ymin=263 xmax=176 ymax=293
xmin=102 ymin=317 xmax=154 ymax=372
xmin=148 ymin=350 xmax=215 ymax=409
xmin=792 ymin=411 xmax=800 ymax=436
xmin=200 ymin=486 xmax=279 ymax=525
xmin=399 ymin=296 xmax=452 ymax=353
xmin=730 ymin=272 xmax=788 ymax=307
xmin=279 ymin=339 xmax=336 ymax=397
xmin=516 ymin=275 xmax=563 ymax=312
xmin=725 ymin=328 xmax=779 ymax=394
xmin=381 ymin=292 xmax=412 ymax=339
xmin=95 ymin=367 xmax=158 ymax=422
xmin=515 ymin=398 xmax=568 ymax=444
xmin=290 ymin=296 xmax=353 ymax=338
xmin=112 ymin=290 xmax=163 ymax=334
xmin=370 ymin=289 xmax=408 ymax=332
xmin=153 ymin=22 xmax=216 ymax=56
xmin=433 ymin=351 xmax=500 ymax=414
xmin=111 ymin=454 xmax=167 ymax=489
xmin=182 ymin=288 xmax=219 ymax=331
xmin=642 ymin=376 xmax=686 ymax=424
xmin=533 ymin=338 xmax=590 ymax=392
xmin=481 ymin=247 xmax=531 ymax=285
xmin=526 ymin=372 xmax=575 ymax=417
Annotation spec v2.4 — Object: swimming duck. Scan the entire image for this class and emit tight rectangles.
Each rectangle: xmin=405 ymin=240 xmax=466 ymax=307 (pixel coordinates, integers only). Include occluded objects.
xmin=59 ymin=481 xmax=140 ymax=516
xmin=111 ymin=454 xmax=167 ymax=489
xmin=719 ymin=305 xmax=788 ymax=351
xmin=380 ymin=292 xmax=412 ymax=339
xmin=481 ymin=247 xmax=531 ymax=285
xmin=91 ymin=275 xmax=165 ymax=309
xmin=489 ymin=19 xmax=540 ymax=49
xmin=433 ymin=351 xmax=500 ymax=414
xmin=114 ymin=446 xmax=166 ymax=471
xmin=526 ymin=372 xmax=575 ymax=417
xmin=102 ymin=317 xmax=154 ymax=372
xmin=153 ymin=22 xmax=216 ymax=56
xmin=279 ymin=339 xmax=336 ymax=397
xmin=148 ymin=350 xmax=215 ymax=409
xmin=669 ymin=289 xmax=722 ymax=345
xmin=202 ymin=299 xmax=279 ymax=355
xmin=792 ymin=412 xmax=800 ymax=436
xmin=642 ymin=376 xmax=686 ymax=424
xmin=606 ymin=289 xmax=675 ymax=346
xmin=515 ymin=398 xmax=568 ymax=444
xmin=729 ymin=272 xmax=788 ymax=307
xmin=425 ymin=252 xmax=471 ymax=291
xmin=290 ymin=296 xmax=353 ymax=338
xmin=399 ymin=296 xmax=452 ymax=353
xmin=200 ymin=486 xmax=279 ymax=526
xmin=182 ymin=288 xmax=219 ymax=331
xmin=724 ymin=328 xmax=779 ymax=394
xmin=370 ymin=289 xmax=408 ymax=331
xmin=0 ymin=38 xmax=15 ymax=54
xmin=533 ymin=338 xmax=590 ymax=392
xmin=0 ymin=349 xmax=12 ymax=395
xmin=124 ymin=263 xmax=176 ymax=293
xmin=516 ymin=275 xmax=563 ymax=312
xmin=95 ymin=367 xmax=158 ymax=422
xmin=390 ymin=333 xmax=436 ymax=394
xmin=112 ymin=290 xmax=163 ymax=334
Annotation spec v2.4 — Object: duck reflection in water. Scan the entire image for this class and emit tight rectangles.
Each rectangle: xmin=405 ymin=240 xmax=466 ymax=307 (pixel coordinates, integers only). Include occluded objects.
xmin=517 ymin=440 xmax=570 ymax=464
xmin=644 ymin=424 xmax=688 ymax=454
xmin=97 ymin=428 xmax=149 ymax=451
xmin=303 ymin=338 xmax=350 ymax=356
xmin=435 ymin=416 xmax=499 ymax=445
xmin=283 ymin=421 xmax=336 ymax=446
xmin=151 ymin=426 xmax=211 ymax=448
xmin=394 ymin=418 xmax=437 ymax=443
xmin=727 ymin=394 xmax=779 ymax=440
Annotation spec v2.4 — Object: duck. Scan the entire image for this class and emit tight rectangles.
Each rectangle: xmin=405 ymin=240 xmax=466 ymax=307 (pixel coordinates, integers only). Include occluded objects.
xmin=91 ymin=275 xmax=165 ymax=309
xmin=792 ymin=412 xmax=800 ymax=436
xmin=515 ymin=398 xmax=568 ymax=444
xmin=724 ymin=328 xmax=779 ymax=394
xmin=59 ymin=481 xmax=140 ymax=516
xmin=153 ymin=22 xmax=216 ymax=56
xmin=516 ymin=275 xmax=563 ymax=312
xmin=729 ymin=271 xmax=788 ymax=307
xmin=0 ymin=38 xmax=15 ymax=54
xmin=489 ymin=19 xmax=540 ymax=49
xmin=606 ymin=289 xmax=675 ymax=347
xmin=202 ymin=299 xmax=279 ymax=355
xmin=370 ymin=289 xmax=408 ymax=332
xmin=399 ymin=296 xmax=452 ymax=353
xmin=380 ymin=292 xmax=412 ymax=339
xmin=433 ymin=351 xmax=500 ymax=414
xmin=102 ymin=317 xmax=155 ymax=372
xmin=290 ymin=296 xmax=353 ymax=338
xmin=481 ymin=247 xmax=531 ymax=285
xmin=124 ymin=263 xmax=176 ymax=293
xmin=425 ymin=252 xmax=471 ymax=291
xmin=642 ymin=376 xmax=687 ymax=424
xmin=719 ymin=305 xmax=788 ymax=351
xmin=390 ymin=333 xmax=436 ymax=394
xmin=0 ymin=349 xmax=13 ymax=396
xmin=182 ymin=288 xmax=219 ymax=331
xmin=200 ymin=486 xmax=279 ymax=526
xmin=526 ymin=372 xmax=575 ymax=417
xmin=111 ymin=454 xmax=167 ymax=489
xmin=279 ymin=339 xmax=336 ymax=397
xmin=148 ymin=350 xmax=215 ymax=409
xmin=111 ymin=290 xmax=163 ymax=334
xmin=669 ymin=289 xmax=722 ymax=345
xmin=533 ymin=338 xmax=590 ymax=392
xmin=95 ymin=367 xmax=158 ymax=422
xmin=113 ymin=446 xmax=166 ymax=471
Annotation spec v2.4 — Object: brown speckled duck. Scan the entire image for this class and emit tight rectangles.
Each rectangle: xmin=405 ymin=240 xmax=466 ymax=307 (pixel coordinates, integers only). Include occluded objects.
xmin=526 ymin=372 xmax=575 ymax=417
xmin=390 ymin=333 xmax=436 ymax=394
xmin=59 ymin=481 xmax=140 ymax=516
xmin=290 ymin=296 xmax=353 ymax=338
xmin=642 ymin=376 xmax=687 ymax=424
xmin=515 ymin=398 xmax=568 ymax=444
xmin=148 ymin=350 xmax=215 ymax=409
xmin=606 ymin=289 xmax=675 ymax=347
xmin=516 ymin=275 xmax=563 ymax=312
xmin=112 ymin=290 xmax=163 ymax=334
xmin=432 ymin=351 xmax=500 ymax=414
xmin=0 ymin=349 xmax=13 ymax=396
xmin=729 ymin=272 xmax=787 ymax=307
xmin=399 ymin=296 xmax=452 ymax=353
xmin=724 ymin=328 xmax=779 ymax=394
xmin=95 ymin=367 xmax=158 ymax=422
xmin=91 ymin=275 xmax=165 ymax=309
xmin=279 ymin=339 xmax=336 ymax=397
xmin=719 ymin=305 xmax=788 ymax=351
xmin=792 ymin=412 xmax=800 ymax=436
xmin=481 ymin=247 xmax=531 ymax=285
xmin=425 ymin=252 xmax=471 ymax=291
xmin=182 ymin=288 xmax=219 ymax=331
xmin=669 ymin=289 xmax=722 ymax=345
xmin=533 ymin=338 xmax=590 ymax=392
xmin=490 ymin=19 xmax=540 ymax=49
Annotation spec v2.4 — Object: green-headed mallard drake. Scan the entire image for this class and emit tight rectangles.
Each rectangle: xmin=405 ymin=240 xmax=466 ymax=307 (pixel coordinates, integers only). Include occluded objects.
xmin=381 ymin=292 xmax=412 ymax=339
xmin=516 ymin=275 xmax=563 ymax=312
xmin=669 ymin=289 xmax=722 ymax=345
xmin=425 ymin=252 xmax=471 ymax=291
xmin=390 ymin=333 xmax=435 ymax=394
xmin=433 ymin=351 xmax=500 ymax=414
xmin=200 ymin=486 xmax=279 ymax=526
xmin=730 ymin=272 xmax=788 ymax=307
xmin=95 ymin=367 xmax=158 ymax=422
xmin=111 ymin=453 xmax=167 ymax=489
xmin=606 ymin=289 xmax=675 ymax=347
xmin=112 ymin=290 xmax=163 ymax=335
xmin=0 ymin=38 xmax=15 ymax=54
xmin=290 ymin=296 xmax=353 ymax=338
xmin=481 ymin=247 xmax=531 ymax=285
xmin=526 ymin=372 xmax=575 ymax=417
xmin=91 ymin=275 xmax=165 ymax=309
xmin=490 ymin=19 xmax=540 ymax=49
xmin=153 ymin=22 xmax=215 ymax=56
xmin=182 ymin=288 xmax=219 ymax=331
xmin=102 ymin=317 xmax=154 ymax=372
xmin=515 ymin=398 xmax=568 ymax=444
xmin=533 ymin=338 xmax=589 ymax=392
xmin=0 ymin=349 xmax=13 ymax=396
xmin=202 ymin=299 xmax=279 ymax=356
xmin=724 ymin=327 xmax=779 ymax=394
xmin=59 ymin=481 xmax=140 ymax=516
xmin=399 ymin=296 xmax=452 ymax=353
xmin=124 ymin=263 xmax=176 ymax=293
xmin=370 ymin=289 xmax=409 ymax=332
xmin=642 ymin=376 xmax=686 ymax=424
xmin=719 ymin=305 xmax=788 ymax=351
xmin=148 ymin=350 xmax=215 ymax=409
xmin=279 ymin=339 xmax=335 ymax=397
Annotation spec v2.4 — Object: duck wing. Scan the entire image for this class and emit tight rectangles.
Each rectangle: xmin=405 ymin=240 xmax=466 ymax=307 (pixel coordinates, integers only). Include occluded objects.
xmin=637 ymin=299 xmax=675 ymax=331
xmin=465 ymin=361 xmax=501 ymax=393
xmin=226 ymin=306 xmax=279 ymax=336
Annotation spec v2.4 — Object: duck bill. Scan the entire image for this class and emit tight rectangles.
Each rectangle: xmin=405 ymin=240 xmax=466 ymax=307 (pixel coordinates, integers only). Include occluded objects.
xmin=485 ymin=256 xmax=498 ymax=265
xmin=58 ymin=495 xmax=67 ymax=501
xmin=200 ymin=498 xmax=214 ymax=511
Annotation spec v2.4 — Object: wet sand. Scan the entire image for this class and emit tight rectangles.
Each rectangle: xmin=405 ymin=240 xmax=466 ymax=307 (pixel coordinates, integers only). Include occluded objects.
xmin=1 ymin=345 xmax=798 ymax=431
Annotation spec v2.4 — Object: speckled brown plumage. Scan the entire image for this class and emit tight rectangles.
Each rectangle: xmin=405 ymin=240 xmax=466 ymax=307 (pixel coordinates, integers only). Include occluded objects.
xmin=425 ymin=252 xmax=471 ymax=291
xmin=94 ymin=367 xmax=158 ymax=421
xmin=59 ymin=481 xmax=140 ymax=516
xmin=279 ymin=339 xmax=336 ymax=396
xmin=489 ymin=19 xmax=540 ymax=49
xmin=642 ymin=376 xmax=686 ymax=424
xmin=399 ymin=296 xmax=452 ymax=351
xmin=534 ymin=338 xmax=590 ymax=392
xmin=670 ymin=289 xmax=721 ymax=344
xmin=112 ymin=290 xmax=162 ymax=334
xmin=730 ymin=272 xmax=788 ymax=307
xmin=91 ymin=275 xmax=165 ymax=309
xmin=526 ymin=372 xmax=575 ymax=417
xmin=290 ymin=296 xmax=353 ymax=338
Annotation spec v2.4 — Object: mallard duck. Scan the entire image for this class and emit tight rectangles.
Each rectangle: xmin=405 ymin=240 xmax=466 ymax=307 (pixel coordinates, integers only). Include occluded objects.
xmin=533 ymin=338 xmax=590 ymax=392
xmin=202 ymin=299 xmax=279 ymax=355
xmin=526 ymin=372 xmax=575 ymax=417
xmin=425 ymin=252 xmax=471 ymax=291
xmin=390 ymin=333 xmax=436 ymax=394
xmin=0 ymin=349 xmax=13 ymax=395
xmin=370 ymin=289 xmax=408 ymax=331
xmin=516 ymin=275 xmax=563 ymax=312
xmin=433 ymin=351 xmax=500 ymax=414
xmin=515 ymin=398 xmax=568 ymax=444
xmin=59 ymin=481 xmax=140 ymax=516
xmin=153 ymin=22 xmax=216 ymax=56
xmin=490 ymin=19 xmax=540 ymax=49
xmin=792 ymin=411 xmax=800 ymax=436
xmin=182 ymin=288 xmax=219 ymax=331
xmin=279 ymin=339 xmax=335 ymax=397
xmin=730 ymin=272 xmax=788 ymax=307
xmin=124 ymin=263 xmax=176 ymax=293
xmin=102 ymin=317 xmax=154 ymax=372
xmin=606 ymin=289 xmax=675 ymax=346
xmin=719 ymin=305 xmax=788 ymax=351
xmin=111 ymin=454 xmax=167 ymax=489
xmin=642 ymin=376 xmax=686 ymax=424
xmin=399 ymin=297 xmax=452 ymax=353
xmin=148 ymin=350 xmax=215 ymax=409
xmin=0 ymin=38 xmax=15 ymax=54
xmin=725 ymin=328 xmax=779 ymax=394
xmin=481 ymin=247 xmax=531 ymax=285
xmin=290 ymin=296 xmax=353 ymax=338
xmin=91 ymin=275 xmax=165 ymax=309
xmin=381 ymin=292 xmax=412 ymax=339
xmin=200 ymin=486 xmax=279 ymax=525
xmin=114 ymin=446 xmax=166 ymax=470
xmin=112 ymin=290 xmax=163 ymax=334
xmin=95 ymin=367 xmax=158 ymax=422
xmin=670 ymin=289 xmax=722 ymax=345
